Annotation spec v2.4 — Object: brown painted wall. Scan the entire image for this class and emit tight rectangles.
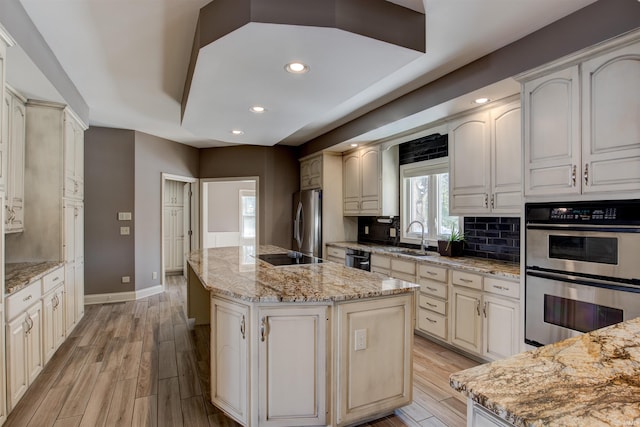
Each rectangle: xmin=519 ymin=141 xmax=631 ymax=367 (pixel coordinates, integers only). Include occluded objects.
xmin=134 ymin=132 xmax=199 ymax=291
xmin=300 ymin=0 xmax=640 ymax=155
xmin=84 ymin=127 xmax=136 ymax=294
xmin=199 ymin=145 xmax=299 ymax=249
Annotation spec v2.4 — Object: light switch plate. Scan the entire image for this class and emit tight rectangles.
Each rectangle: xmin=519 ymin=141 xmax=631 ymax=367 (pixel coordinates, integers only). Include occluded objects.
xmin=354 ymin=329 xmax=367 ymax=351
xmin=120 ymin=226 xmax=130 ymax=235
xmin=390 ymin=228 xmax=397 ymax=238
xmin=364 ymin=226 xmax=369 ymax=235
xmin=121 ymin=276 xmax=130 ymax=284
xmin=118 ymin=212 xmax=132 ymax=221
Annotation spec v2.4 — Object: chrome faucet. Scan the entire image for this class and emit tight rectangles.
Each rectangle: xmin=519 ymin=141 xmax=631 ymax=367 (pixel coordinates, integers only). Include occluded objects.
xmin=406 ymin=220 xmax=427 ymax=253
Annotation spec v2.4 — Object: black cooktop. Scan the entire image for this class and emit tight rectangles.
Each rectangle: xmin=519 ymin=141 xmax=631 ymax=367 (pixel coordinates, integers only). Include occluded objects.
xmin=257 ymin=252 xmax=323 ymax=266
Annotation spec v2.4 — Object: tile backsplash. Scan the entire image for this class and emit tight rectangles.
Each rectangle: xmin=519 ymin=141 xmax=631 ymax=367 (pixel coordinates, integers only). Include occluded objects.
xmin=357 ymin=216 xmax=521 ymax=263
xmin=399 ymin=133 xmax=448 ymax=165
xmin=463 ymin=217 xmax=521 ymax=263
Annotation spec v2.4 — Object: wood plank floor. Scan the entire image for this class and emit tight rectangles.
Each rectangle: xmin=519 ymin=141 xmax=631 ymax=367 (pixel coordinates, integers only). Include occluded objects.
xmin=5 ymin=276 xmax=479 ymax=427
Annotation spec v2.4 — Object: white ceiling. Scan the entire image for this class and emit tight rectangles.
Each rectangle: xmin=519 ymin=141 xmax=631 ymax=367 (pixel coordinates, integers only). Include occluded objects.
xmin=15 ymin=0 xmax=596 ymax=149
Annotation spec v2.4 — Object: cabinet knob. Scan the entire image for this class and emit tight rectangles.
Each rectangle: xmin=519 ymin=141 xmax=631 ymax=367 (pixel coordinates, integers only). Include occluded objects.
xmin=584 ymin=164 xmax=589 ymax=186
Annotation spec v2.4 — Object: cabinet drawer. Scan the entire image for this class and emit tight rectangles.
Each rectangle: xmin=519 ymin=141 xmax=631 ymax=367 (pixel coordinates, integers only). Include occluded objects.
xmin=417 ymin=309 xmax=447 ymax=340
xmin=344 ymin=201 xmax=359 ymax=213
xmin=391 ymin=259 xmax=416 ymax=275
xmin=484 ymin=277 xmax=520 ymax=299
xmin=42 ymin=267 xmax=65 ymax=295
xmin=326 ymin=256 xmax=345 ymax=264
xmin=418 ymin=279 xmax=447 ymax=300
xmin=371 ymin=254 xmax=391 ymax=269
xmin=326 ymin=247 xmax=346 ymax=260
xmin=418 ymin=264 xmax=447 ymax=283
xmin=392 ymin=271 xmax=416 ymax=283
xmin=371 ymin=266 xmax=391 ymax=277
xmin=7 ymin=283 xmax=42 ymax=321
xmin=419 ymin=294 xmax=446 ymax=315
xmin=360 ymin=199 xmax=379 ymax=211
xmin=452 ymin=270 xmax=483 ymax=290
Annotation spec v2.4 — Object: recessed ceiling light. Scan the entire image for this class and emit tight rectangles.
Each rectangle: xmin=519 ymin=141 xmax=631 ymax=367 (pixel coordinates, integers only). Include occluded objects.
xmin=474 ymin=97 xmax=490 ymax=105
xmin=285 ymin=62 xmax=309 ymax=74
xmin=231 ymin=130 xmax=244 ymax=135
xmin=350 ymin=143 xmax=359 ymax=147
xmin=249 ymin=106 xmax=266 ymax=113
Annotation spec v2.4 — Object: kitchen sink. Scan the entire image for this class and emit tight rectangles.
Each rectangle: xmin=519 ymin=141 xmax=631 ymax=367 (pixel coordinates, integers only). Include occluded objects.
xmin=383 ymin=248 xmax=432 ymax=257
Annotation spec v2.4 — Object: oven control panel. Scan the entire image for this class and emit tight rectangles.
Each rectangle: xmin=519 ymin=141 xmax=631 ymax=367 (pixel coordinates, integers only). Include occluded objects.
xmin=550 ymin=207 xmax=617 ymax=221
xmin=527 ymin=200 xmax=640 ymax=225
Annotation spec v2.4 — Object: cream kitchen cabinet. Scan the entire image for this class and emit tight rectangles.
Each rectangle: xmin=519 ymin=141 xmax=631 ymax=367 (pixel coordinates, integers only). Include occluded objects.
xmin=3 ymin=86 xmax=26 ymax=233
xmin=63 ymin=110 xmax=84 ymax=200
xmin=211 ymin=297 xmax=249 ymax=425
xmin=343 ymin=144 xmax=398 ymax=216
xmin=6 ymin=284 xmax=43 ymax=411
xmin=326 ymin=246 xmax=346 ymax=264
xmin=451 ymin=270 xmax=520 ymax=360
xmin=370 ymin=254 xmax=416 ymax=283
xmin=258 ymin=305 xmax=327 ymax=427
xmin=521 ymin=37 xmax=640 ymax=197
xmin=64 ymin=199 xmax=84 ymax=333
xmin=42 ymin=282 xmax=65 ymax=364
xmin=416 ymin=264 xmax=449 ymax=341
xmin=300 ymin=154 xmax=322 ymax=190
xmin=164 ymin=180 xmax=184 ymax=206
xmin=449 ymin=99 xmax=521 ymax=215
xmin=0 ymin=32 xmax=9 ymax=197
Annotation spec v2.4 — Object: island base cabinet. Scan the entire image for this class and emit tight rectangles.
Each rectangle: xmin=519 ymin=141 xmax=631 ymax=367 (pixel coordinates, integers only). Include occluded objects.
xmin=211 ymin=297 xmax=249 ymax=426
xmin=258 ymin=306 xmax=327 ymax=427
xmin=468 ymin=400 xmax=514 ymax=427
xmin=336 ymin=295 xmax=413 ymax=426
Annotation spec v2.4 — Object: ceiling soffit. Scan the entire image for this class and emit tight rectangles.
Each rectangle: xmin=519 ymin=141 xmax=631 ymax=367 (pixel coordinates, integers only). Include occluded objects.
xmin=181 ymin=0 xmax=425 ymax=146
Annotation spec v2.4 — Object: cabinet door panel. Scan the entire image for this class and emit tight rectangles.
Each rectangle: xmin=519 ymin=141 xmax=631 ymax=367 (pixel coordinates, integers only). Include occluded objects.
xmin=360 ymin=148 xmax=379 ymax=200
xmin=450 ymin=114 xmax=490 ymax=195
xmin=27 ymin=305 xmax=43 ymax=384
xmin=65 ymin=263 xmax=76 ymax=334
xmin=7 ymin=94 xmax=25 ymax=232
xmin=211 ymin=298 xmax=248 ymax=425
xmin=582 ymin=42 xmax=640 ymax=193
xmin=343 ymin=154 xmax=360 ymax=202
xmin=7 ymin=315 xmax=27 ymax=410
xmin=524 ymin=66 xmax=581 ymax=196
xmin=483 ymin=295 xmax=519 ymax=361
xmin=43 ymin=293 xmax=56 ymax=363
xmin=259 ymin=306 xmax=326 ymax=427
xmin=451 ymin=288 xmax=482 ymax=354
xmin=492 ymin=103 xmax=522 ymax=213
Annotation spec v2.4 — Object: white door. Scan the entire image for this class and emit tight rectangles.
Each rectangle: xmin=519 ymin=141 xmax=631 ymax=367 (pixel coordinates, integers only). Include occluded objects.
xmin=258 ymin=306 xmax=327 ymax=427
xmin=211 ymin=298 xmax=249 ymax=425
xmin=581 ymin=42 xmax=640 ymax=194
xmin=451 ymin=287 xmax=482 ymax=354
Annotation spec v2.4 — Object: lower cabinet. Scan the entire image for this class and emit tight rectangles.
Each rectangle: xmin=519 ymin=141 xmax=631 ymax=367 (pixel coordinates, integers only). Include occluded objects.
xmin=7 ymin=302 xmax=43 ymax=410
xmin=451 ymin=286 xmax=483 ymax=354
xmin=325 ymin=246 xmax=346 ymax=264
xmin=469 ymin=400 xmax=515 ymax=427
xmin=43 ymin=284 xmax=66 ymax=364
xmin=482 ymin=294 xmax=520 ymax=361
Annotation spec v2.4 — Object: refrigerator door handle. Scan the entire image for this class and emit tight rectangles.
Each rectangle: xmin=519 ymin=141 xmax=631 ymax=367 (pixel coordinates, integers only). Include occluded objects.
xmin=295 ymin=201 xmax=303 ymax=248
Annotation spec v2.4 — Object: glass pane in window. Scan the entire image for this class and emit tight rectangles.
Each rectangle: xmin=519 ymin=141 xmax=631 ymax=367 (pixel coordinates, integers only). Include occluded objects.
xmin=242 ymin=216 xmax=255 ymax=238
xmin=242 ymin=196 xmax=255 ymax=215
xmin=406 ymin=175 xmax=429 ymax=235
xmin=436 ymin=173 xmax=457 ymax=236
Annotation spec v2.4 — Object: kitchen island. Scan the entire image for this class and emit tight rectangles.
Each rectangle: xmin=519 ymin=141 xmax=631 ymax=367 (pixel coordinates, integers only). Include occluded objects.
xmin=450 ymin=317 xmax=640 ymax=426
xmin=186 ymin=245 xmax=419 ymax=427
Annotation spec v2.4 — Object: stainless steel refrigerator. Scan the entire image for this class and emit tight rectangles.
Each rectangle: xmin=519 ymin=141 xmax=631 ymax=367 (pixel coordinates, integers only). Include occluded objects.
xmin=292 ymin=189 xmax=322 ymax=257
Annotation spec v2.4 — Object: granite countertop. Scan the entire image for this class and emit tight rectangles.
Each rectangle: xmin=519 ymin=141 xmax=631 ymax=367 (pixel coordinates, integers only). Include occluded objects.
xmin=5 ymin=261 xmax=65 ymax=294
xmin=450 ymin=318 xmax=640 ymax=426
xmin=326 ymin=241 xmax=520 ymax=279
xmin=186 ymin=245 xmax=419 ymax=303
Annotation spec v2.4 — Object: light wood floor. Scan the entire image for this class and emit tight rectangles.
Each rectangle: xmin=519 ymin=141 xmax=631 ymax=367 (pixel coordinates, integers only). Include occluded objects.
xmin=4 ymin=276 xmax=478 ymax=427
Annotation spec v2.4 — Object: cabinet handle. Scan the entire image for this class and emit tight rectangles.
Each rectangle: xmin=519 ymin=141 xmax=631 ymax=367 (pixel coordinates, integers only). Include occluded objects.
xmin=484 ymin=194 xmax=488 ymax=208
xmin=584 ymin=164 xmax=589 ymax=186
xmin=240 ymin=315 xmax=246 ymax=340
xmin=425 ymin=286 xmax=437 ymax=292
xmin=459 ymin=278 xmax=473 ymax=283
xmin=476 ymin=300 xmax=480 ymax=316
xmin=425 ymin=317 xmax=437 ymax=324
xmin=53 ymin=276 xmax=60 ymax=282
xmin=23 ymin=294 xmax=32 ymax=302
xmin=483 ymin=302 xmax=487 ymax=318
xmin=572 ymin=165 xmax=577 ymax=187
xmin=425 ymin=302 xmax=437 ymax=308
xmin=490 ymin=194 xmax=495 ymax=209
xmin=260 ymin=316 xmax=267 ymax=342
xmin=493 ymin=285 xmax=506 ymax=291
xmin=425 ymin=271 xmax=438 ymax=276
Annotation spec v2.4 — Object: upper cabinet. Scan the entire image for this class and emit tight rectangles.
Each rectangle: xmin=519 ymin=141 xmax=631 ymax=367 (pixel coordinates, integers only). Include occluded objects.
xmin=449 ymin=99 xmax=522 ymax=215
xmin=300 ymin=154 xmax=322 ymax=190
xmin=521 ymin=37 xmax=640 ymax=197
xmin=343 ymin=144 xmax=398 ymax=216
xmin=3 ymin=86 xmax=26 ymax=233
xmin=63 ymin=110 xmax=85 ymax=200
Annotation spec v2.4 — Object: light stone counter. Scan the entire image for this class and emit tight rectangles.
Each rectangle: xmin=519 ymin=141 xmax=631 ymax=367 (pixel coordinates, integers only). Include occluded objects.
xmin=186 ymin=244 xmax=419 ymax=303
xmin=5 ymin=261 xmax=65 ymax=294
xmin=326 ymin=241 xmax=520 ymax=279
xmin=450 ymin=317 xmax=640 ymax=426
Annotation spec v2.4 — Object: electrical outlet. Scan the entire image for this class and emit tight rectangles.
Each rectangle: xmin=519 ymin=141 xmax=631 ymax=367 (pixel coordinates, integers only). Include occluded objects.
xmin=354 ymin=329 xmax=367 ymax=351
xmin=364 ymin=226 xmax=369 ymax=235
xmin=120 ymin=226 xmax=130 ymax=235
xmin=121 ymin=276 xmax=130 ymax=284
xmin=152 ymin=272 xmax=158 ymax=280
xmin=389 ymin=228 xmax=397 ymax=238
xmin=118 ymin=212 xmax=132 ymax=221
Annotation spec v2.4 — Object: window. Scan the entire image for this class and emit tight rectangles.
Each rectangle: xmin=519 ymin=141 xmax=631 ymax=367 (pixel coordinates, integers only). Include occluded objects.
xmin=240 ymin=190 xmax=256 ymax=239
xmin=400 ymin=158 xmax=460 ymax=245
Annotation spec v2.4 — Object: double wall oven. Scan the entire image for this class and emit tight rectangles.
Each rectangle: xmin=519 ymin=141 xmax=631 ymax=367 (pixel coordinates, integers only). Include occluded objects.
xmin=525 ymin=200 xmax=640 ymax=347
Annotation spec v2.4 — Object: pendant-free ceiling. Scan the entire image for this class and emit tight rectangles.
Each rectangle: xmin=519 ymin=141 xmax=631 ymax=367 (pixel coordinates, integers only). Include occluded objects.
xmin=181 ymin=0 xmax=425 ymax=146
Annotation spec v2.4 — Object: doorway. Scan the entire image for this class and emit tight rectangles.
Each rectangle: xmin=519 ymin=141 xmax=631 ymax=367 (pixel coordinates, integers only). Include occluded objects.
xmin=161 ymin=173 xmax=198 ymax=284
xmin=201 ymin=178 xmax=259 ymax=249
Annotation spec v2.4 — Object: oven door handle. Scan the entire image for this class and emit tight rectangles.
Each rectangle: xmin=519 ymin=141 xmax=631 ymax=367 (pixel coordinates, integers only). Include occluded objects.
xmin=526 ymin=224 xmax=640 ymax=233
xmin=526 ymin=270 xmax=640 ymax=293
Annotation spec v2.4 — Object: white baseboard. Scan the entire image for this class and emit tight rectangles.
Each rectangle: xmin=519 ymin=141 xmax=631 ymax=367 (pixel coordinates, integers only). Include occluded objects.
xmin=84 ymin=284 xmax=164 ymax=305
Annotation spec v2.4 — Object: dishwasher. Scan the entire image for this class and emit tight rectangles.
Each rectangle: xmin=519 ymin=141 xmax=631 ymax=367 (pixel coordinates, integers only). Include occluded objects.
xmin=345 ymin=248 xmax=371 ymax=271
